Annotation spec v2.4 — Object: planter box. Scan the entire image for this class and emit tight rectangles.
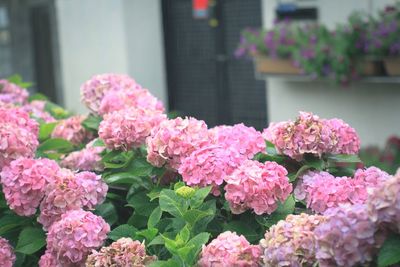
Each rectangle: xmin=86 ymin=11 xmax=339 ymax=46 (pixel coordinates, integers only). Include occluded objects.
xmin=254 ymin=56 xmax=301 ymax=75
xmin=384 ymin=58 xmax=400 ymax=76
xmin=357 ymin=60 xmax=384 ymax=76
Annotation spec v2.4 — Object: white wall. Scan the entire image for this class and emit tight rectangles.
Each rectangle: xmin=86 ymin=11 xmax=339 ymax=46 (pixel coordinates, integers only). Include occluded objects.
xmin=55 ymin=0 xmax=167 ymax=113
xmin=261 ymin=0 xmax=400 ymax=147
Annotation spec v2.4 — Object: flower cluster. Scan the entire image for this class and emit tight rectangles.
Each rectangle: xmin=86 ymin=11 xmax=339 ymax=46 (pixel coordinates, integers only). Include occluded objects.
xmin=263 ymin=112 xmax=360 ymax=160
xmin=45 ymin=209 xmax=110 ymax=266
xmin=51 ymin=115 xmax=93 ymax=146
xmin=80 ymin=73 xmax=140 ymax=112
xmin=98 ymin=87 xmax=164 ymax=115
xmin=146 ymin=117 xmax=210 ymax=169
xmin=198 ymin=231 xmax=261 ymax=267
xmin=295 ymin=168 xmax=390 ymax=214
xmin=0 ymin=237 xmax=16 ymax=267
xmin=0 ymin=107 xmax=39 ymax=168
xmin=86 ymin=238 xmax=157 ymax=267
xmin=0 ymin=157 xmax=60 ymax=216
xmin=39 ymin=250 xmax=61 ymax=267
xmin=224 ymin=160 xmax=292 ymax=215
xmin=22 ymin=100 xmax=56 ymax=123
xmin=61 ymin=140 xmax=105 ymax=172
xmin=209 ymin=123 xmax=265 ymax=159
xmin=0 ymin=79 xmax=28 ymax=105
xmin=99 ymin=107 xmax=166 ymax=151
xmin=38 ymin=169 xmax=107 ymax=230
xmin=315 ymin=204 xmax=380 ymax=267
xmin=260 ymin=213 xmax=325 ymax=267
xmin=179 ymin=146 xmax=246 ymax=196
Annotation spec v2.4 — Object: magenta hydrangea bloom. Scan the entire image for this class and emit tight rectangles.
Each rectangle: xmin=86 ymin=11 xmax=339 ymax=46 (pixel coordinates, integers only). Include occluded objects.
xmin=99 ymin=107 xmax=166 ymax=151
xmin=81 ymin=73 xmax=140 ymax=112
xmin=198 ymin=231 xmax=262 ymax=267
xmin=146 ymin=117 xmax=211 ymax=170
xmin=0 ymin=237 xmax=16 ymax=267
xmin=39 ymin=250 xmax=61 ymax=267
xmin=22 ymin=100 xmax=56 ymax=123
xmin=1 ymin=157 xmax=60 ymax=216
xmin=325 ymin=118 xmax=360 ymax=155
xmin=38 ymin=169 xmax=107 ymax=230
xmin=86 ymin=238 xmax=157 ymax=267
xmin=0 ymin=79 xmax=28 ymax=105
xmin=61 ymin=140 xmax=105 ymax=172
xmin=179 ymin=146 xmax=246 ymax=196
xmin=98 ymin=87 xmax=164 ymax=115
xmin=0 ymin=106 xmax=39 ymax=132
xmin=46 ymin=209 xmax=110 ymax=266
xmin=224 ymin=160 xmax=292 ymax=215
xmin=315 ymin=204 xmax=380 ymax=267
xmin=260 ymin=213 xmax=325 ymax=267
xmin=51 ymin=115 xmax=93 ymax=146
xmin=209 ymin=123 xmax=265 ymax=159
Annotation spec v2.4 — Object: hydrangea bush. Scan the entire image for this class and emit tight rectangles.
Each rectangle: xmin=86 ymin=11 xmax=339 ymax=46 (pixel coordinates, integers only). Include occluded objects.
xmin=0 ymin=73 xmax=399 ymax=267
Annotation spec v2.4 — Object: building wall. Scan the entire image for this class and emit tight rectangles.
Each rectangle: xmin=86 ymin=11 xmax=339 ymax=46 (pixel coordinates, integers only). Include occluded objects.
xmin=261 ymin=0 xmax=400 ymax=147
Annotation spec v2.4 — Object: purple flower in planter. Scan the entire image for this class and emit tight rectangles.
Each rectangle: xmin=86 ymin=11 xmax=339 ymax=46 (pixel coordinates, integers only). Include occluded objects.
xmin=390 ymin=41 xmax=400 ymax=55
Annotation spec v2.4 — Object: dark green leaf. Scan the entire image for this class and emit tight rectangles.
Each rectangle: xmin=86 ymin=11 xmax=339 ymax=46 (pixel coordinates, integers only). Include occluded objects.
xmin=148 ymin=207 xmax=162 ymax=229
xmin=184 ymin=232 xmax=210 ymax=265
xmin=304 ymin=156 xmax=325 ymax=170
xmin=136 ymin=228 xmax=158 ymax=242
xmin=37 ymin=138 xmax=74 ymax=153
xmin=326 ymin=154 xmax=361 ymax=163
xmin=108 ymin=224 xmax=137 ymax=241
xmin=148 ymin=188 xmax=162 ymax=201
xmin=38 ymin=122 xmax=57 ymax=141
xmin=127 ymin=212 xmax=148 ymax=229
xmin=127 ymin=191 xmax=157 ymax=216
xmin=94 ymin=202 xmax=118 ymax=226
xmin=223 ymin=221 xmax=259 ymax=242
xmin=16 ymin=227 xmax=46 ymax=254
xmin=82 ymin=114 xmax=102 ymax=131
xmin=104 ymin=172 xmax=143 ymax=185
xmin=126 ymin=157 xmax=154 ymax=177
xmin=190 ymin=186 xmax=211 ymax=209
xmin=378 ymin=234 xmax=400 ymax=267
xmin=159 ymin=189 xmax=188 ymax=218
xmin=28 ymin=93 xmax=48 ymax=102
xmin=149 ymin=259 xmax=181 ymax=267
xmin=0 ymin=214 xmax=30 ymax=235
xmin=183 ymin=209 xmax=214 ymax=226
xmin=148 ymin=235 xmax=165 ymax=247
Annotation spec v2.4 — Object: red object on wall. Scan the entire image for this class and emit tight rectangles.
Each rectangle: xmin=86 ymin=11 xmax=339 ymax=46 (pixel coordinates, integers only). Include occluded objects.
xmin=193 ymin=0 xmax=209 ymax=19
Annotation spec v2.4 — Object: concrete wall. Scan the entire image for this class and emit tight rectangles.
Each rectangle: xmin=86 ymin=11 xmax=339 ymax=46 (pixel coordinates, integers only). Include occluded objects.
xmin=261 ymin=0 xmax=400 ymax=147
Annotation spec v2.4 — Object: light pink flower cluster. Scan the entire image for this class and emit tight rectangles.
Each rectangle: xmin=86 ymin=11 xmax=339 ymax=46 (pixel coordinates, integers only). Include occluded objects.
xmin=295 ymin=168 xmax=390 ymax=214
xmin=0 ymin=237 xmax=16 ymax=267
xmin=45 ymin=209 xmax=110 ymax=266
xmin=86 ymin=238 xmax=157 ymax=267
xmin=0 ymin=107 xmax=39 ymax=168
xmin=1 ymin=157 xmax=60 ymax=216
xmin=22 ymin=100 xmax=56 ymax=123
xmin=260 ymin=213 xmax=325 ymax=267
xmin=51 ymin=115 xmax=93 ymax=146
xmin=99 ymin=107 xmax=166 ymax=151
xmin=98 ymin=87 xmax=164 ymax=116
xmin=224 ymin=160 xmax=292 ymax=215
xmin=367 ymin=173 xmax=400 ymax=233
xmin=198 ymin=231 xmax=261 ymax=267
xmin=81 ymin=73 xmax=140 ymax=112
xmin=0 ymin=79 xmax=28 ymax=105
xmin=178 ymin=146 xmax=246 ymax=196
xmin=39 ymin=250 xmax=61 ymax=267
xmin=209 ymin=123 xmax=265 ymax=158
xmin=263 ymin=112 xmax=360 ymax=160
xmin=315 ymin=204 xmax=380 ymax=267
xmin=61 ymin=140 xmax=105 ymax=172
xmin=38 ymin=169 xmax=108 ymax=230
xmin=146 ymin=117 xmax=211 ymax=170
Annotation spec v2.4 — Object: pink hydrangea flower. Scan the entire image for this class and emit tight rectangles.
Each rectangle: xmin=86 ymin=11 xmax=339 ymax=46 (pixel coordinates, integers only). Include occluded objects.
xmin=0 ymin=237 xmax=16 ymax=267
xmin=209 ymin=123 xmax=265 ymax=158
xmin=38 ymin=169 xmax=107 ymax=230
xmin=1 ymin=157 xmax=60 ymax=216
xmin=315 ymin=204 xmax=380 ymax=267
xmin=51 ymin=115 xmax=93 ymax=146
xmin=198 ymin=231 xmax=262 ymax=267
xmin=146 ymin=117 xmax=211 ymax=170
xmin=0 ymin=107 xmax=39 ymax=168
xmin=39 ymin=250 xmax=61 ymax=267
xmin=0 ymin=79 xmax=28 ymax=105
xmin=325 ymin=118 xmax=360 ymax=155
xmin=179 ymin=146 xmax=246 ymax=196
xmin=99 ymin=107 xmax=166 ymax=151
xmin=98 ymin=88 xmax=164 ymax=115
xmin=46 ymin=209 xmax=110 ymax=266
xmin=22 ymin=100 xmax=56 ymax=123
xmin=224 ymin=160 xmax=292 ymax=215
xmin=260 ymin=213 xmax=326 ymax=267
xmin=86 ymin=238 xmax=157 ymax=267
xmin=61 ymin=140 xmax=105 ymax=172
xmin=81 ymin=73 xmax=140 ymax=112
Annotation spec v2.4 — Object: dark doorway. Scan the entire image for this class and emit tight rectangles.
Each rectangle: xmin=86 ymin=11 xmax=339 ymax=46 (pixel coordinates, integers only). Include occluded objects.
xmin=162 ymin=0 xmax=267 ymax=129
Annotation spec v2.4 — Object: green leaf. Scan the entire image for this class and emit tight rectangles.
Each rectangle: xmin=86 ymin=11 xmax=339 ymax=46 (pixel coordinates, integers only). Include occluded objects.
xmin=91 ymin=138 xmax=105 ymax=147
xmin=38 ymin=122 xmax=57 ymax=141
xmin=82 ymin=115 xmax=102 ymax=131
xmin=178 ymin=225 xmax=191 ymax=244
xmin=147 ymin=188 xmax=162 ymax=201
xmin=126 ymin=158 xmax=154 ymax=177
xmin=136 ymin=228 xmax=158 ymax=242
xmin=190 ymin=186 xmax=211 ymax=209
xmin=184 ymin=232 xmax=210 ymax=265
xmin=15 ymin=227 xmax=46 ymax=254
xmin=127 ymin=191 xmax=157 ymax=216
xmin=37 ymin=138 xmax=74 ymax=152
xmin=256 ymin=195 xmax=295 ymax=228
xmin=28 ymin=93 xmax=48 ymax=102
xmin=127 ymin=212 xmax=148 ymax=229
xmin=0 ymin=214 xmax=31 ymax=235
xmin=290 ymin=165 xmax=312 ymax=182
xmin=304 ymin=156 xmax=325 ymax=170
xmin=223 ymin=220 xmax=260 ymax=243
xmin=159 ymin=189 xmax=188 ymax=218
xmin=148 ymin=207 xmax=162 ymax=229
xmin=148 ymin=235 xmax=165 ymax=247
xmin=104 ymin=172 xmax=143 ymax=185
xmin=183 ymin=209 xmax=213 ymax=226
xmin=45 ymin=102 xmax=70 ymax=119
xmin=7 ymin=74 xmax=33 ymax=88
xmin=265 ymin=140 xmax=278 ymax=154
xmin=94 ymin=202 xmax=118 ymax=226
xmin=177 ymin=245 xmax=195 ymax=264
xmin=254 ymin=153 xmax=286 ymax=164
xmin=326 ymin=154 xmax=362 ymax=163
xmin=378 ymin=234 xmax=400 ymax=267
xmin=108 ymin=224 xmax=137 ymax=241
xmin=149 ymin=259 xmax=181 ymax=267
